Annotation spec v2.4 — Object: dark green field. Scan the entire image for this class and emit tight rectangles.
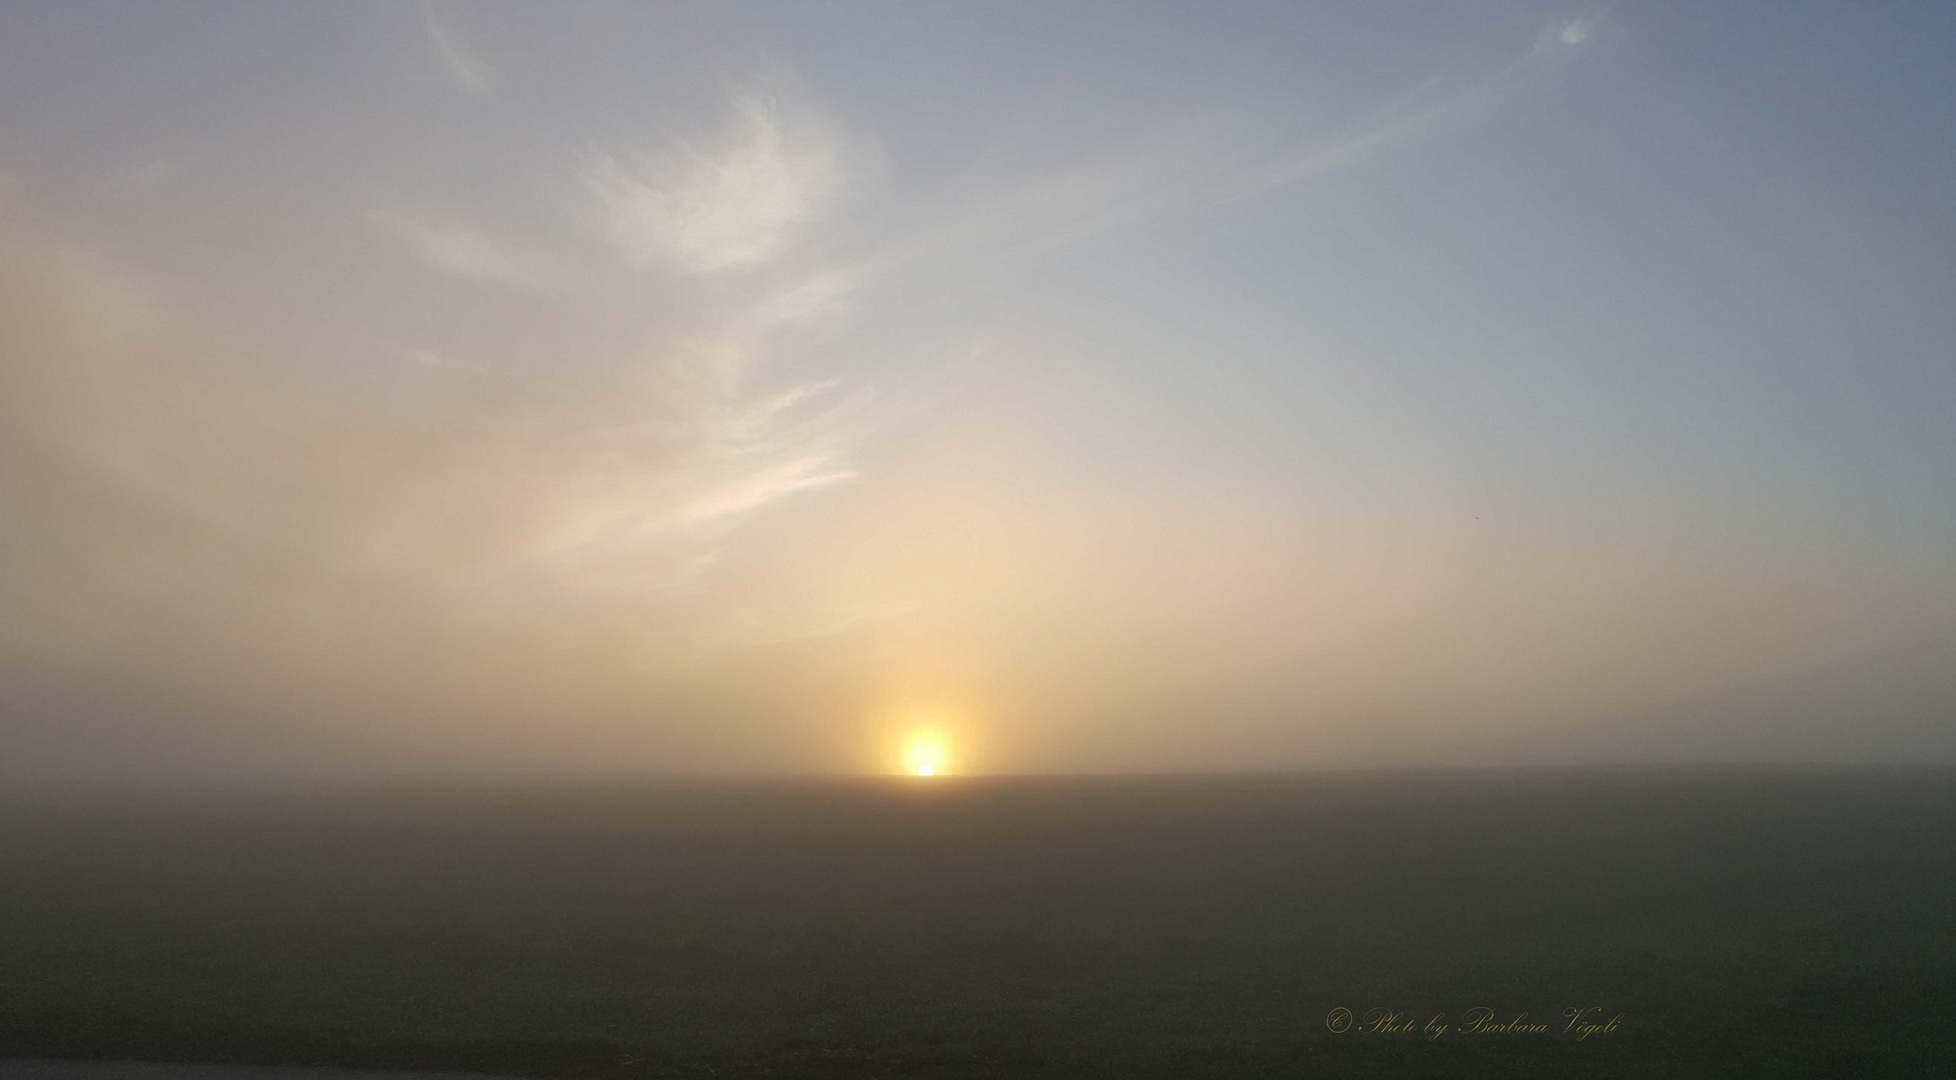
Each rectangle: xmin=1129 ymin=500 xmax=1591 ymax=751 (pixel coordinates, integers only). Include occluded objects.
xmin=3 ymin=767 xmax=1953 ymax=1078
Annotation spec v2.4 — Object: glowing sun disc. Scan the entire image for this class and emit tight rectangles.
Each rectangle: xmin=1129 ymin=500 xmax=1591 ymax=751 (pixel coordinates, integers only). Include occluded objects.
xmin=903 ymin=732 xmax=948 ymax=777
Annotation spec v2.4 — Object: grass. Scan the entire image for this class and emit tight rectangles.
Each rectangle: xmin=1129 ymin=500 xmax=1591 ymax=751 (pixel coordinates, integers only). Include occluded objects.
xmin=2 ymin=766 xmax=1953 ymax=1078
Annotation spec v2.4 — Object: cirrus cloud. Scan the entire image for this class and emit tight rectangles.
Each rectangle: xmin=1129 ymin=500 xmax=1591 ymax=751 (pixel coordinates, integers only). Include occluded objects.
xmin=590 ymin=90 xmax=842 ymax=273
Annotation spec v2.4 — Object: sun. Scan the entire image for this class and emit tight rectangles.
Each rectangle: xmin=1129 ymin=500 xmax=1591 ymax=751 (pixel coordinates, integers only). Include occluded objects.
xmin=904 ymin=733 xmax=948 ymax=777
xmin=879 ymin=698 xmax=974 ymax=777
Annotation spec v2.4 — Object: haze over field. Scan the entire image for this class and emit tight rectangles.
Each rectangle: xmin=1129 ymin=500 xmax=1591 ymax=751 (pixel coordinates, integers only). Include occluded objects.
xmin=1 ymin=1 xmax=1953 ymax=779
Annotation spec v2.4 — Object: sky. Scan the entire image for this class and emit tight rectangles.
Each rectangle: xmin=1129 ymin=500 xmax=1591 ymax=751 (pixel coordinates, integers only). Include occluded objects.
xmin=1 ymin=0 xmax=1952 ymax=780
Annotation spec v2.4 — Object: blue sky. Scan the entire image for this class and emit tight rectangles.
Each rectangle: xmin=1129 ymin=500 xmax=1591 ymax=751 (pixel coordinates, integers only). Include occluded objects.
xmin=0 ymin=1 xmax=1951 ymax=777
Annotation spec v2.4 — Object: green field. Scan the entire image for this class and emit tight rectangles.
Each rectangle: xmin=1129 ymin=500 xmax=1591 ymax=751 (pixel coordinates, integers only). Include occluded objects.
xmin=3 ymin=767 xmax=1953 ymax=1078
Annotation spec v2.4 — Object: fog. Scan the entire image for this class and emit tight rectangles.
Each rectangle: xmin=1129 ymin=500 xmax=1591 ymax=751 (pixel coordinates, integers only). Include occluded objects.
xmin=2 ymin=2 xmax=1953 ymax=780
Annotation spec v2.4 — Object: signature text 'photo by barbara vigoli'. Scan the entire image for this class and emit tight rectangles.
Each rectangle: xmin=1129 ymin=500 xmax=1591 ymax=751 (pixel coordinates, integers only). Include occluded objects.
xmin=1325 ymin=1006 xmax=1624 ymax=1041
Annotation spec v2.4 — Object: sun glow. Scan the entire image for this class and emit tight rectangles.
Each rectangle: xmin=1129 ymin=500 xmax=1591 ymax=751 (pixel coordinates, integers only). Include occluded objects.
xmin=878 ymin=696 xmax=976 ymax=777
xmin=904 ymin=733 xmax=948 ymax=778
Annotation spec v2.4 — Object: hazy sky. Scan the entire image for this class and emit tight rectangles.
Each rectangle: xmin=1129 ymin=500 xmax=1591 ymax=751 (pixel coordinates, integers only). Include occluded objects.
xmin=2 ymin=1 xmax=1953 ymax=779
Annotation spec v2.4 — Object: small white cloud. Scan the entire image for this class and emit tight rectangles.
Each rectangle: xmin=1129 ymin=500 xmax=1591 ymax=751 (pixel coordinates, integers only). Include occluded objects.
xmin=391 ymin=343 xmax=485 ymax=373
xmin=1542 ymin=13 xmax=1603 ymax=50
xmin=748 ymin=270 xmax=854 ymax=326
xmin=375 ymin=212 xmax=538 ymax=283
xmin=590 ymin=91 xmax=840 ymax=273
xmin=103 ymin=156 xmax=189 ymax=193
xmin=423 ymin=5 xmax=492 ymax=97
xmin=677 ymin=452 xmax=857 ymax=523
xmin=1209 ymin=15 xmax=1604 ymax=213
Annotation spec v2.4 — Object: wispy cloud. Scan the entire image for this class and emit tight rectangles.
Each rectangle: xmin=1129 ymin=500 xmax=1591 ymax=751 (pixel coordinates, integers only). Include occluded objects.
xmin=854 ymin=13 xmax=1601 ymax=278
xmin=0 ymin=199 xmax=868 ymax=696
xmin=1545 ymin=12 xmax=1604 ymax=49
xmin=102 ymin=155 xmax=191 ymax=193
xmin=589 ymin=90 xmax=841 ymax=273
xmin=391 ymin=343 xmax=485 ymax=373
xmin=747 ymin=270 xmax=855 ymax=326
xmin=858 ymin=116 xmax=1242 ymax=274
xmin=1212 ymin=12 xmax=1598 ymax=208
xmin=678 ymin=452 xmax=857 ymax=524
xmin=374 ymin=212 xmax=541 ymax=283
xmin=423 ymin=4 xmax=492 ymax=97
